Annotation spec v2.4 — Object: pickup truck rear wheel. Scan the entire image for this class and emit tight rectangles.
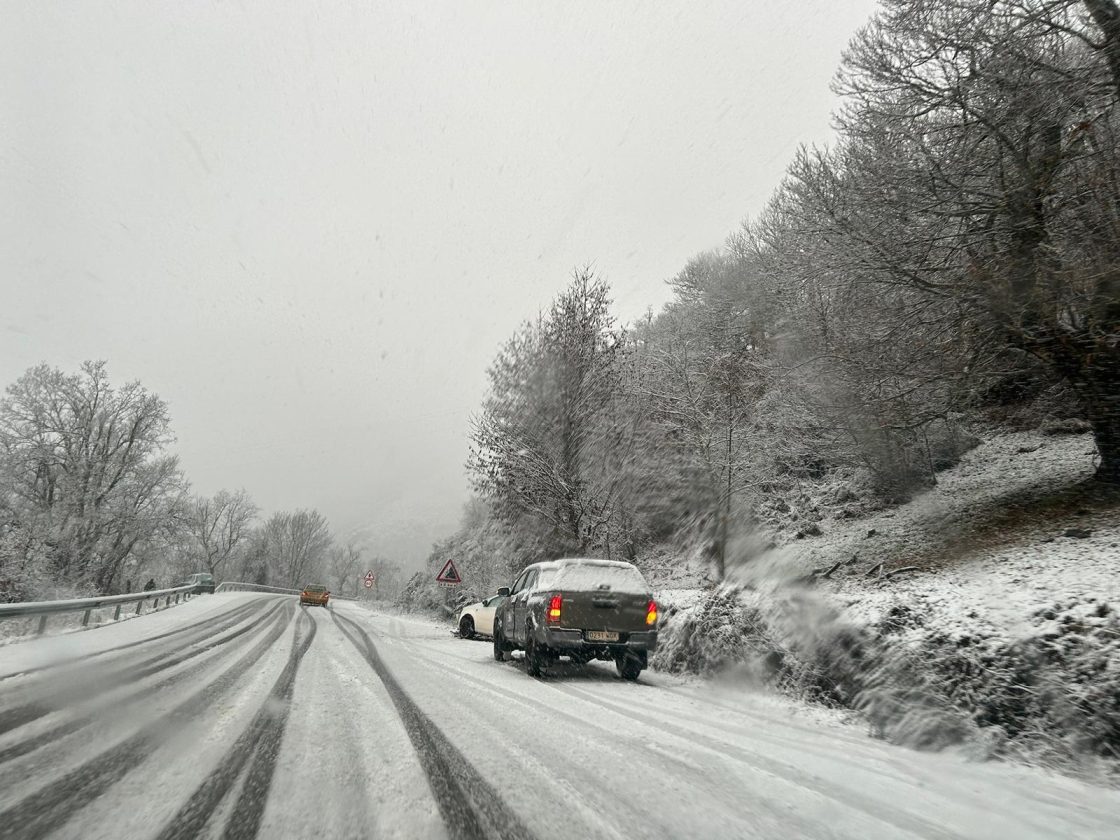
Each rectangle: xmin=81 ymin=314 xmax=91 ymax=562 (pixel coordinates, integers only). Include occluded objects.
xmin=615 ymin=652 xmax=644 ymax=681
xmin=525 ymin=636 xmax=545 ymax=677
xmin=492 ymin=621 xmax=510 ymax=661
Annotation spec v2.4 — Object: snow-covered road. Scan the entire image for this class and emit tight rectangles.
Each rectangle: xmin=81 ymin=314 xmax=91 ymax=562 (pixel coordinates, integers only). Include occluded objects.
xmin=0 ymin=593 xmax=1117 ymax=839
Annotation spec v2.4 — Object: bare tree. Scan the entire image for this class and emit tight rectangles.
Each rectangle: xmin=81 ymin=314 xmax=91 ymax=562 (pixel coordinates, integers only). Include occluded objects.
xmin=261 ymin=509 xmax=333 ymax=587
xmin=185 ymin=489 xmax=258 ymax=578
xmin=0 ymin=361 xmax=185 ymax=592
xmin=820 ymin=0 xmax=1120 ymax=480
xmin=327 ymin=541 xmax=364 ymax=595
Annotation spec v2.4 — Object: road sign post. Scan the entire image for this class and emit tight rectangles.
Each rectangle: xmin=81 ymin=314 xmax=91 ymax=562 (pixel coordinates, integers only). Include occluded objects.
xmin=363 ymin=570 xmax=375 ymax=590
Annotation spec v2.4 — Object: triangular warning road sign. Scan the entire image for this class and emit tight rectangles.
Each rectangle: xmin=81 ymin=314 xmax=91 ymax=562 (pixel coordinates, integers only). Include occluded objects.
xmin=435 ymin=559 xmax=462 ymax=585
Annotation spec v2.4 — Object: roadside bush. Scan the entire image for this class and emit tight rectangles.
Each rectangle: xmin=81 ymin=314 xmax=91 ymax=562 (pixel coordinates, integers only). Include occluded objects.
xmin=651 ymin=587 xmax=778 ymax=678
xmin=0 ymin=519 xmax=88 ymax=603
xmin=654 ymin=586 xmax=1119 ymax=775
xmin=397 ymin=571 xmax=450 ymax=615
xmin=653 ymin=585 xmax=875 ymax=707
xmin=918 ymin=601 xmax=1120 ymax=764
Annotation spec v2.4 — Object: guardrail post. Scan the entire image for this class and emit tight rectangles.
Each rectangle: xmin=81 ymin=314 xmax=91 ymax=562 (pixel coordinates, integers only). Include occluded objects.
xmin=114 ymin=604 xmax=122 ymax=620
xmin=36 ymin=614 xmax=47 ymax=635
xmin=82 ymin=609 xmax=91 ymax=627
xmin=175 ymin=593 xmax=179 ymax=604
xmin=135 ymin=599 xmax=143 ymax=616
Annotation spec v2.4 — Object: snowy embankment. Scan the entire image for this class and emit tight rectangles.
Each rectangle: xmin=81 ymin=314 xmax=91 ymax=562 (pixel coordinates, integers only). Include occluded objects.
xmin=651 ymin=430 xmax=1120 ymax=780
xmin=796 ymin=431 xmax=1117 ymax=627
xmin=0 ymin=592 xmax=264 ymax=676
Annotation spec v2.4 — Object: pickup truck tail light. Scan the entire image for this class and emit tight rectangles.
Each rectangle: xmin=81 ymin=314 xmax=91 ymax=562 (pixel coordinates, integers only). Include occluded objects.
xmin=547 ymin=594 xmax=562 ymax=624
xmin=645 ymin=600 xmax=658 ymax=626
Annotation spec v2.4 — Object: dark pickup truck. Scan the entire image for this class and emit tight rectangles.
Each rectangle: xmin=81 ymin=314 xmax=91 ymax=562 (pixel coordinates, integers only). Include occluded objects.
xmin=492 ymin=558 xmax=658 ymax=680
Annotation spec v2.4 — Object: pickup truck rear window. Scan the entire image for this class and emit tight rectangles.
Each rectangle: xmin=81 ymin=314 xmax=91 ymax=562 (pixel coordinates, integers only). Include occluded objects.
xmin=546 ymin=564 xmax=649 ymax=594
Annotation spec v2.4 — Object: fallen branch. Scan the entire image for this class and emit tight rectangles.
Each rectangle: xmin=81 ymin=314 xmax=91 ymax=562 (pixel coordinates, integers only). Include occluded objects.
xmin=822 ymin=561 xmax=843 ymax=579
xmin=864 ymin=562 xmax=884 ymax=578
xmin=885 ymin=566 xmax=922 ymax=578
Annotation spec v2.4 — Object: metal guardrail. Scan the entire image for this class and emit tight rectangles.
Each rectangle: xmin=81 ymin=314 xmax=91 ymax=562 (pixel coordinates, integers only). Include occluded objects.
xmin=0 ymin=580 xmax=338 ymax=636
xmin=0 ymin=584 xmax=197 ymax=635
xmin=215 ymin=581 xmax=300 ymax=595
xmin=217 ymin=581 xmax=352 ymax=600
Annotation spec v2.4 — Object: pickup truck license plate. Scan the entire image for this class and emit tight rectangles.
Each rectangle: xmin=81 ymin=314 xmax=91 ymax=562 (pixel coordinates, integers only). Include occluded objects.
xmin=586 ymin=630 xmax=619 ymax=642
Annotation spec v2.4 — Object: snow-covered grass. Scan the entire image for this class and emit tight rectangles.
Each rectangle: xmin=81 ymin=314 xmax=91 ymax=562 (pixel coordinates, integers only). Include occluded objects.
xmin=651 ymin=429 xmax=1120 ymax=781
xmin=801 ymin=430 xmax=1118 ymax=640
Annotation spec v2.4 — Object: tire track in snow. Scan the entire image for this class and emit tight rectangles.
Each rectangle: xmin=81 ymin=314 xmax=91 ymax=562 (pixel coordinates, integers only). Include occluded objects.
xmin=362 ymin=631 xmax=836 ymax=838
xmin=0 ymin=601 xmax=296 ymax=840
xmin=155 ymin=607 xmax=318 ymax=840
xmin=544 ymin=681 xmax=963 ymax=840
xmin=0 ymin=599 xmax=275 ymax=739
xmin=331 ymin=610 xmax=535 ymax=840
xmin=0 ymin=600 xmax=288 ymax=766
xmin=0 ymin=598 xmax=266 ymax=683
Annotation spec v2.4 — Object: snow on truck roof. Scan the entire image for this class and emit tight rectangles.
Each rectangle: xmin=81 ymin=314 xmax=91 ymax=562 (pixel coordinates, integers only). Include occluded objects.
xmin=533 ymin=557 xmax=638 ymax=571
xmin=530 ymin=558 xmax=650 ymax=594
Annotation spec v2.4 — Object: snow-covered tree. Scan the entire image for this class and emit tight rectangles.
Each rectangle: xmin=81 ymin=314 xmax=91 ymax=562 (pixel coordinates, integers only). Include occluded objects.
xmin=0 ymin=361 xmax=185 ymax=593
xmin=184 ymin=489 xmax=258 ymax=579
xmin=469 ymin=270 xmax=629 ymax=556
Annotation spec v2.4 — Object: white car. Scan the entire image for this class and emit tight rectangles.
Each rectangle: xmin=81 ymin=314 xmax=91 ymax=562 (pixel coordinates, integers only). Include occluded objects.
xmin=457 ymin=593 xmax=505 ymax=639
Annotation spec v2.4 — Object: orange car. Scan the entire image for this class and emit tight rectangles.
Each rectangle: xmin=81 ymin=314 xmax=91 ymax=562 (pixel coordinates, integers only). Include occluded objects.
xmin=299 ymin=584 xmax=330 ymax=607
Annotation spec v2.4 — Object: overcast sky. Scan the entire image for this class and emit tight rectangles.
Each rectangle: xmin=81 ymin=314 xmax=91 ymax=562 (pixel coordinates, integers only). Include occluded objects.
xmin=1 ymin=0 xmax=879 ymax=571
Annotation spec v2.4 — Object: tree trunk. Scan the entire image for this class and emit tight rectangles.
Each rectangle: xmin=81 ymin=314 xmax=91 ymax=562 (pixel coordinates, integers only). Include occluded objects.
xmin=1086 ymin=390 xmax=1120 ymax=483
xmin=714 ymin=390 xmax=733 ymax=582
xmin=1083 ymin=0 xmax=1120 ymax=99
xmin=1069 ymin=351 xmax=1120 ymax=483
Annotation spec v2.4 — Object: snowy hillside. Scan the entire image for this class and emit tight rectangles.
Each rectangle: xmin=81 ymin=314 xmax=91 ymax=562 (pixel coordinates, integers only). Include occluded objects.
xmin=652 ymin=429 xmax=1120 ymax=779
xmin=790 ymin=430 xmax=1118 ymax=633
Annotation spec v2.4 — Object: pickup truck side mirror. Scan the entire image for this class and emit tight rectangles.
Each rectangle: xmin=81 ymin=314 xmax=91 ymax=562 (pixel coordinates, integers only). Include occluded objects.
xmin=497 ymin=586 xmax=511 ymax=597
